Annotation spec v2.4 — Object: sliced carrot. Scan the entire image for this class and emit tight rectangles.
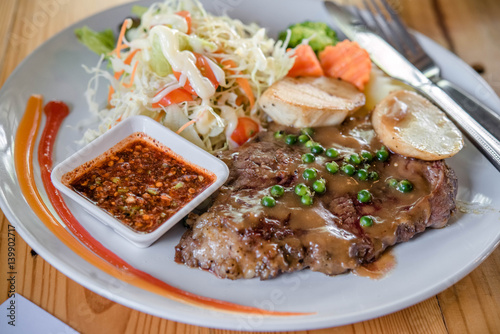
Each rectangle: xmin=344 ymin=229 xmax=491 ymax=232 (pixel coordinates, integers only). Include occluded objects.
xmin=319 ymin=40 xmax=372 ymax=91
xmin=176 ymin=11 xmax=192 ymax=34
xmin=221 ymin=59 xmax=255 ymax=109
xmin=287 ymin=44 xmax=324 ymax=77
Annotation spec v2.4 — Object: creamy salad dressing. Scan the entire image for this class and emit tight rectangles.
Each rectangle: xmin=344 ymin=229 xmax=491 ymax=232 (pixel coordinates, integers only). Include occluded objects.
xmin=150 ymin=15 xmax=189 ymax=33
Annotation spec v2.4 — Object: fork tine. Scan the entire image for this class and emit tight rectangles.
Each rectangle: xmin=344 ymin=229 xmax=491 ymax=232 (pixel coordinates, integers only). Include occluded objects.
xmin=379 ymin=0 xmax=422 ymax=55
xmin=361 ymin=0 xmax=389 ymax=40
xmin=351 ymin=2 xmax=390 ymax=45
xmin=363 ymin=0 xmax=406 ymax=54
xmin=350 ymin=4 xmax=371 ymax=31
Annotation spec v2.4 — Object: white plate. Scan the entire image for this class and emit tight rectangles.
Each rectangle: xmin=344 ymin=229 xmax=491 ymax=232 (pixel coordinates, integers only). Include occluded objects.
xmin=1 ymin=0 xmax=500 ymax=331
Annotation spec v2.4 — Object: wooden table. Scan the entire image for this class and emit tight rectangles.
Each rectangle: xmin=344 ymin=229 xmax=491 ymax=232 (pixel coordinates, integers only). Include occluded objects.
xmin=1 ymin=0 xmax=499 ymax=333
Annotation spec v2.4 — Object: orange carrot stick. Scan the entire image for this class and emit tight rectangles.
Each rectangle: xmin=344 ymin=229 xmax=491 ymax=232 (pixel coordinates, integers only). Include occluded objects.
xmin=154 ymin=110 xmax=165 ymax=122
xmin=107 ymin=86 xmax=115 ymax=105
xmin=176 ymin=118 xmax=197 ymax=134
xmin=114 ymin=18 xmax=132 ymax=58
xmin=124 ymin=49 xmax=140 ymax=65
xmin=175 ymin=11 xmax=192 ymax=34
xmin=123 ymin=61 xmax=139 ymax=88
xmin=108 ymin=70 xmax=126 ymax=106
xmin=222 ymin=59 xmax=255 ymax=109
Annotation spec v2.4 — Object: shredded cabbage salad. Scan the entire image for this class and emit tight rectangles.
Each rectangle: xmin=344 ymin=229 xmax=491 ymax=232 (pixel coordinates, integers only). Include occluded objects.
xmin=82 ymin=0 xmax=294 ymax=152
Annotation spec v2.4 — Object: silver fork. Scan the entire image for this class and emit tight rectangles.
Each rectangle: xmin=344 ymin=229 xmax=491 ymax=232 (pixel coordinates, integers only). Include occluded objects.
xmin=354 ymin=0 xmax=500 ymax=139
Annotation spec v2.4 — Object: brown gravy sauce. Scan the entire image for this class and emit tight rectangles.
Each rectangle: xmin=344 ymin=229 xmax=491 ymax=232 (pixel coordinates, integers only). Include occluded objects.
xmin=353 ymin=250 xmax=397 ymax=279
xmin=213 ymin=113 xmax=436 ymax=277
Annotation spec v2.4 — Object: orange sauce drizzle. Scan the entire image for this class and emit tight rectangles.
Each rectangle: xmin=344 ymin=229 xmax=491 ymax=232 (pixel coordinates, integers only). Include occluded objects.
xmin=14 ymin=95 xmax=312 ymax=316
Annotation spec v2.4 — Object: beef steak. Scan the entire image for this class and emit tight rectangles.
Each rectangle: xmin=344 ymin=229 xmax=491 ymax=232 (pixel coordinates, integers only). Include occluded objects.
xmin=175 ymin=119 xmax=458 ymax=280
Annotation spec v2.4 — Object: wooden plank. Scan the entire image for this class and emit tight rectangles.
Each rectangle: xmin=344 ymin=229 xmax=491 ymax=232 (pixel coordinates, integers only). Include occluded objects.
xmin=448 ymin=0 xmax=500 ymax=94
xmin=0 ymin=0 xmax=18 ymax=77
xmin=399 ymin=0 xmax=449 ymax=50
xmin=401 ymin=0 xmax=500 ymax=96
xmin=400 ymin=0 xmax=500 ymax=333
xmin=0 ymin=0 xmax=134 ymax=86
xmin=437 ymin=250 xmax=500 ymax=333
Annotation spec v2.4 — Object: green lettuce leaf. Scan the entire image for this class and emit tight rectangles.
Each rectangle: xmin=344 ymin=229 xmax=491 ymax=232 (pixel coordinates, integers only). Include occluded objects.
xmin=75 ymin=26 xmax=115 ymax=56
xmin=149 ymin=35 xmax=173 ymax=77
xmin=131 ymin=5 xmax=148 ymax=17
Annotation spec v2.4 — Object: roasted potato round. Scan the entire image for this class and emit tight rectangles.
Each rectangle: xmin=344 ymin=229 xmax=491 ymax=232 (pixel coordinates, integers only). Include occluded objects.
xmin=372 ymin=90 xmax=463 ymax=160
xmin=259 ymin=76 xmax=365 ymax=128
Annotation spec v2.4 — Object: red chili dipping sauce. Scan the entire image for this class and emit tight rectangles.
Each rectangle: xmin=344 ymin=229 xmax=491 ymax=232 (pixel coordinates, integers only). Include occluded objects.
xmin=63 ymin=132 xmax=216 ymax=233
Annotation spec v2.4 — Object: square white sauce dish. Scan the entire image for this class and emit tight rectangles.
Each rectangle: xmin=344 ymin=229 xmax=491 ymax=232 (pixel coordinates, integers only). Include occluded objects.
xmin=51 ymin=115 xmax=229 ymax=248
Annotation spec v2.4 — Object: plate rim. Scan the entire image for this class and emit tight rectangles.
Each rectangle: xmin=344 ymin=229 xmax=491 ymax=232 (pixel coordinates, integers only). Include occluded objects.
xmin=1 ymin=0 xmax=499 ymax=331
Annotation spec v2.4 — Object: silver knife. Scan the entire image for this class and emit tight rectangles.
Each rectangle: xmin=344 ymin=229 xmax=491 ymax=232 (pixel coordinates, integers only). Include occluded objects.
xmin=324 ymin=1 xmax=500 ymax=172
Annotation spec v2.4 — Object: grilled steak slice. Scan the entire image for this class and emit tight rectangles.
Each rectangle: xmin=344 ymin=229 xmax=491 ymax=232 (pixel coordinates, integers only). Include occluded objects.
xmin=175 ymin=119 xmax=458 ymax=280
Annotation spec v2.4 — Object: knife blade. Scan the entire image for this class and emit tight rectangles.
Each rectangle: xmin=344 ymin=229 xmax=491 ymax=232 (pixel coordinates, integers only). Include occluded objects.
xmin=324 ymin=1 xmax=500 ymax=172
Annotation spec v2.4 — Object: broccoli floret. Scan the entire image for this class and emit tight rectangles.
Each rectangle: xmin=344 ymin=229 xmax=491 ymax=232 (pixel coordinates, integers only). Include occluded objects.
xmin=278 ymin=21 xmax=338 ymax=53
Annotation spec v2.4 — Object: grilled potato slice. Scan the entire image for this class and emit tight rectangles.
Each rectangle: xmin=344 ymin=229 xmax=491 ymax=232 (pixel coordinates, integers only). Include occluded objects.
xmin=259 ymin=76 xmax=365 ymax=128
xmin=372 ymin=90 xmax=463 ymax=160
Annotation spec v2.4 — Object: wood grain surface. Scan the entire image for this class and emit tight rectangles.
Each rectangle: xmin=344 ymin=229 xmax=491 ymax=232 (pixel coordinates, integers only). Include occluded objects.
xmin=1 ymin=0 xmax=499 ymax=333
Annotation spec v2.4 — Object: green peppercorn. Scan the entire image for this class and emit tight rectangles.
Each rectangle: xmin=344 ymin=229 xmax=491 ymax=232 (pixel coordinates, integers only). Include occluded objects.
xmin=305 ymin=140 xmax=316 ymax=148
xmin=302 ymin=153 xmax=316 ymax=163
xmin=325 ymin=148 xmax=339 ymax=158
xmin=361 ymin=150 xmax=373 ymax=162
xmin=285 ymin=134 xmax=297 ymax=145
xmin=303 ymin=168 xmax=318 ymax=180
xmin=298 ymin=134 xmax=309 ymax=144
xmin=301 ymin=194 xmax=314 ymax=206
xmin=311 ymin=144 xmax=325 ymax=155
xmin=326 ymin=161 xmax=339 ymax=174
xmin=387 ymin=178 xmax=398 ymax=187
xmin=274 ymin=130 xmax=285 ymax=139
xmin=270 ymin=185 xmax=285 ymax=198
xmin=350 ymin=153 xmax=362 ymax=165
xmin=312 ymin=179 xmax=326 ymax=194
xmin=357 ymin=169 xmax=368 ymax=181
xmin=369 ymin=171 xmax=379 ymax=181
xmin=360 ymin=216 xmax=374 ymax=227
xmin=357 ymin=189 xmax=372 ymax=203
xmin=341 ymin=163 xmax=356 ymax=176
xmin=261 ymin=196 xmax=276 ymax=207
xmin=294 ymin=183 xmax=309 ymax=196
xmin=397 ymin=180 xmax=414 ymax=193
xmin=376 ymin=146 xmax=389 ymax=161
xmin=301 ymin=127 xmax=314 ymax=136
